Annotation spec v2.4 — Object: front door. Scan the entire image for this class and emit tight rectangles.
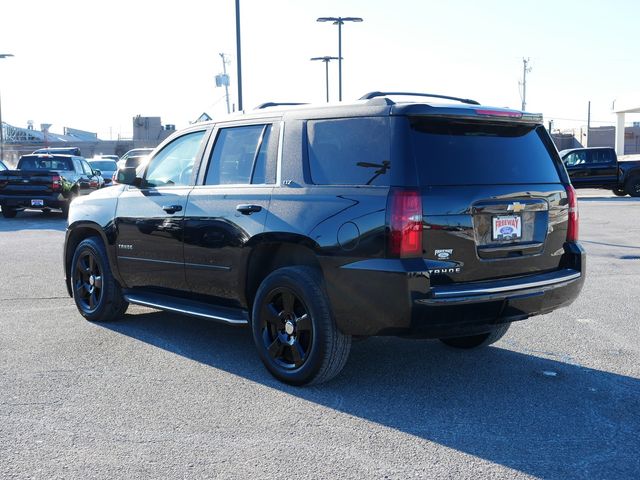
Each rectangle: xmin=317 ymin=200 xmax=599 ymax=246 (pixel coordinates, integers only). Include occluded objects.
xmin=115 ymin=129 xmax=209 ymax=292
xmin=184 ymin=122 xmax=279 ymax=305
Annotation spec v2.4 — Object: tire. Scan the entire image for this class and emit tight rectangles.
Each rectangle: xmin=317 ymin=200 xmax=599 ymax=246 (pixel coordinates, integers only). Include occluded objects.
xmin=1 ymin=207 xmax=17 ymax=218
xmin=625 ymin=175 xmax=640 ymax=197
xmin=71 ymin=236 xmax=128 ymax=322
xmin=251 ymin=266 xmax=351 ymax=386
xmin=440 ymin=322 xmax=511 ymax=349
xmin=612 ymin=189 xmax=627 ymax=197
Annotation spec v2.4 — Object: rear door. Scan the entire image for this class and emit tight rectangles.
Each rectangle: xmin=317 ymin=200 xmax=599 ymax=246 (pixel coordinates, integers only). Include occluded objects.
xmin=408 ymin=118 xmax=569 ymax=285
xmin=183 ymin=121 xmax=278 ymax=305
xmin=114 ymin=129 xmax=209 ymax=291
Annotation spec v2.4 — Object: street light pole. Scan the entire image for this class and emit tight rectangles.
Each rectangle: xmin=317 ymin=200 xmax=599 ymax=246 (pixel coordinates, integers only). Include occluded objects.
xmin=235 ymin=0 xmax=243 ymax=111
xmin=0 ymin=53 xmax=15 ymax=164
xmin=310 ymin=56 xmax=340 ymax=102
xmin=316 ymin=16 xmax=363 ymax=102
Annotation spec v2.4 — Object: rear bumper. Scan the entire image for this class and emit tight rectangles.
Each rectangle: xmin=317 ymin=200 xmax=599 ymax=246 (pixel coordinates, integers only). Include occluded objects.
xmin=324 ymin=242 xmax=586 ymax=337
xmin=0 ymin=193 xmax=67 ymax=209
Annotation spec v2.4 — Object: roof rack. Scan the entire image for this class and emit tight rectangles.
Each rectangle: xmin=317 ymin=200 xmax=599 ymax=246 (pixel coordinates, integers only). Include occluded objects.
xmin=359 ymin=91 xmax=481 ymax=106
xmin=254 ymin=102 xmax=308 ymax=110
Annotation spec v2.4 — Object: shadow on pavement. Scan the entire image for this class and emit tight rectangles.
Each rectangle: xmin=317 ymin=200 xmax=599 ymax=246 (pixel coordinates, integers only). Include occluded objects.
xmin=0 ymin=209 xmax=67 ymax=232
xmin=102 ymin=309 xmax=640 ymax=479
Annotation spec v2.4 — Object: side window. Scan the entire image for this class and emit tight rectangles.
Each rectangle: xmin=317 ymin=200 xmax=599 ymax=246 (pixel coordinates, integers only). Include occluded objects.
xmin=205 ymin=124 xmax=273 ymax=185
xmin=307 ymin=117 xmax=391 ymax=185
xmin=564 ymin=151 xmax=586 ymax=167
xmin=588 ymin=149 xmax=614 ymax=164
xmin=73 ymin=159 xmax=84 ymax=173
xmin=144 ymin=131 xmax=206 ymax=187
xmin=80 ymin=160 xmax=93 ymax=175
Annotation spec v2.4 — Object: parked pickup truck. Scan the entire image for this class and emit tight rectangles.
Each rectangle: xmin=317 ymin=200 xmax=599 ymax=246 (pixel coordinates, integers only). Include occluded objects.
xmin=0 ymin=153 xmax=102 ymax=218
xmin=559 ymin=147 xmax=640 ymax=197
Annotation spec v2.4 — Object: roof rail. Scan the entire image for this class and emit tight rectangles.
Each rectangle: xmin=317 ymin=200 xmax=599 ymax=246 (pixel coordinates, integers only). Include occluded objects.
xmin=359 ymin=91 xmax=481 ymax=106
xmin=254 ymin=102 xmax=308 ymax=110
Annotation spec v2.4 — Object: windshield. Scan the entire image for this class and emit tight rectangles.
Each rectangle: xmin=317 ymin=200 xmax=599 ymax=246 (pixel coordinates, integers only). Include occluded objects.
xmin=89 ymin=160 xmax=117 ymax=171
xmin=410 ymin=119 xmax=561 ymax=185
xmin=18 ymin=156 xmax=73 ymax=171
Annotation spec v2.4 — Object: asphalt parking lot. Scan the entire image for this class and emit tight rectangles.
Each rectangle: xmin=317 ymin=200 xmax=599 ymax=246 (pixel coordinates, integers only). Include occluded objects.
xmin=1 ymin=190 xmax=639 ymax=480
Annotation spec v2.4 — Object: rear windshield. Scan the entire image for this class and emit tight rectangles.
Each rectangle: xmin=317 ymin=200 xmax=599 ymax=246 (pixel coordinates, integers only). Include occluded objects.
xmin=18 ymin=156 xmax=73 ymax=171
xmin=89 ymin=160 xmax=117 ymax=171
xmin=410 ymin=119 xmax=561 ymax=185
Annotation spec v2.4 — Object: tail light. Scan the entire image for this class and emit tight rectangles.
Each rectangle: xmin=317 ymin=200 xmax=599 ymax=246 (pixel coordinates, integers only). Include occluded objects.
xmin=565 ymin=184 xmax=579 ymax=242
xmin=387 ymin=188 xmax=423 ymax=257
xmin=52 ymin=175 xmax=62 ymax=191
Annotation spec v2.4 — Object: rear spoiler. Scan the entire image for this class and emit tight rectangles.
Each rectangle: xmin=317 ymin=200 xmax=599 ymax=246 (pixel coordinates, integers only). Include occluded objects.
xmin=392 ymin=104 xmax=544 ymax=124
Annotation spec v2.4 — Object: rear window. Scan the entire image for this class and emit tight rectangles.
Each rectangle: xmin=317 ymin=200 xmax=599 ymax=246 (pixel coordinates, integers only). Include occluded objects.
xmin=307 ymin=117 xmax=391 ymax=186
xmin=89 ymin=160 xmax=117 ymax=171
xmin=18 ymin=156 xmax=73 ymax=171
xmin=410 ymin=119 xmax=561 ymax=185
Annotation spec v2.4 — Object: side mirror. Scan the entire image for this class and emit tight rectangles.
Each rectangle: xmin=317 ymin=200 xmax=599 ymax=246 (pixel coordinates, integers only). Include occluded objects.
xmin=117 ymin=167 xmax=140 ymax=186
xmin=93 ymin=169 xmax=102 ymax=176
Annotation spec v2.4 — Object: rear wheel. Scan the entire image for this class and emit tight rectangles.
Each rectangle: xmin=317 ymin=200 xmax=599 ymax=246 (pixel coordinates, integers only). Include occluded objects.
xmin=625 ymin=175 xmax=640 ymax=197
xmin=440 ymin=323 xmax=511 ymax=349
xmin=71 ymin=236 xmax=128 ymax=322
xmin=1 ymin=206 xmax=17 ymax=218
xmin=251 ymin=266 xmax=351 ymax=386
xmin=612 ymin=188 xmax=627 ymax=197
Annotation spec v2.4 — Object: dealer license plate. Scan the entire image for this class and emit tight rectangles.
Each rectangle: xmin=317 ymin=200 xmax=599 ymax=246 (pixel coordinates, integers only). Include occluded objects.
xmin=492 ymin=215 xmax=521 ymax=241
xmin=31 ymin=199 xmax=44 ymax=207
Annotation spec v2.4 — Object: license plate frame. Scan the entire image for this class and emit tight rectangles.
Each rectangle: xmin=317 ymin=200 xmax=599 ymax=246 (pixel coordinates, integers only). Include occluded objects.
xmin=492 ymin=215 xmax=522 ymax=241
xmin=31 ymin=199 xmax=44 ymax=207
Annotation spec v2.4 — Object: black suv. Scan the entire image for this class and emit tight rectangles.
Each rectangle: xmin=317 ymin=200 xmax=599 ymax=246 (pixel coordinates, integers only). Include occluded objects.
xmin=63 ymin=92 xmax=585 ymax=385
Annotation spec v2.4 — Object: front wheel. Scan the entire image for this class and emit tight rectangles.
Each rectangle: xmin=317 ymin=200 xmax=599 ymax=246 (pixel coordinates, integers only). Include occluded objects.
xmin=612 ymin=188 xmax=627 ymax=197
xmin=71 ymin=236 xmax=128 ymax=322
xmin=440 ymin=323 xmax=511 ymax=349
xmin=251 ymin=266 xmax=351 ymax=386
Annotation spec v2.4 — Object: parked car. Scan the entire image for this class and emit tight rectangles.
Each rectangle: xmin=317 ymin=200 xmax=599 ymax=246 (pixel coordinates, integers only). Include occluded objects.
xmin=117 ymin=148 xmax=154 ymax=170
xmin=64 ymin=92 xmax=585 ymax=385
xmin=0 ymin=153 xmax=102 ymax=217
xmin=559 ymin=147 xmax=640 ymax=196
xmin=88 ymin=159 xmax=118 ymax=186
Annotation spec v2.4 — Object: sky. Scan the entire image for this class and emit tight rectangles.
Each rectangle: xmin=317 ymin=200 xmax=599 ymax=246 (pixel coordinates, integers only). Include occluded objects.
xmin=1 ymin=0 xmax=639 ymax=139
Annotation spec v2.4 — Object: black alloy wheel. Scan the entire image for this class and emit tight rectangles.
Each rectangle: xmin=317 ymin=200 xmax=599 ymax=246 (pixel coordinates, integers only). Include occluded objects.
xmin=252 ymin=266 xmax=351 ymax=386
xmin=74 ymin=250 xmax=104 ymax=313
xmin=626 ymin=176 xmax=640 ymax=197
xmin=259 ymin=287 xmax=313 ymax=370
xmin=70 ymin=237 xmax=128 ymax=322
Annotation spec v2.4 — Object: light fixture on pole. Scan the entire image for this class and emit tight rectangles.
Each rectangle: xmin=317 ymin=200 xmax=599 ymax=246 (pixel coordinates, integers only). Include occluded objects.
xmin=310 ymin=56 xmax=340 ymax=103
xmin=216 ymin=53 xmax=231 ymax=114
xmin=0 ymin=53 xmax=15 ymax=163
xmin=316 ymin=16 xmax=363 ymax=102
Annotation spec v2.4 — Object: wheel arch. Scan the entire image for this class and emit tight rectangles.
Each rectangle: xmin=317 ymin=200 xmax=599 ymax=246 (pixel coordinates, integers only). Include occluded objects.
xmin=244 ymin=234 xmax=323 ymax=313
xmin=64 ymin=221 xmax=122 ymax=297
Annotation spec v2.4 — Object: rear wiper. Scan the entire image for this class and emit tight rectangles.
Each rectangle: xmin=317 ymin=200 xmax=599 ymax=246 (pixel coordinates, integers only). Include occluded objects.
xmin=357 ymin=160 xmax=391 ymax=185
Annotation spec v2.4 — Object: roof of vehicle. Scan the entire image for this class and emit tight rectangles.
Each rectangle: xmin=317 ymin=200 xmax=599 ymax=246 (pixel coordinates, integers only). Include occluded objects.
xmin=193 ymin=92 xmax=544 ymax=125
xmin=558 ymin=146 xmax=615 ymax=156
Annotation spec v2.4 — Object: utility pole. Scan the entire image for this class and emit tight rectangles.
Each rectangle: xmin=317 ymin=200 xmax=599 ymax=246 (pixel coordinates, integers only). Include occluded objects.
xmin=217 ymin=53 xmax=231 ymax=114
xmin=235 ymin=0 xmax=243 ymax=111
xmin=520 ymin=57 xmax=532 ymax=111
xmin=587 ymin=100 xmax=591 ymax=147
xmin=311 ymin=56 xmax=340 ymax=102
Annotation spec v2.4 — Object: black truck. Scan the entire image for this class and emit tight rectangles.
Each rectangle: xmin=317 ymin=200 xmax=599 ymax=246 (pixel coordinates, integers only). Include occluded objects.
xmin=63 ymin=92 xmax=585 ymax=385
xmin=559 ymin=147 xmax=640 ymax=196
xmin=0 ymin=153 xmax=102 ymax=218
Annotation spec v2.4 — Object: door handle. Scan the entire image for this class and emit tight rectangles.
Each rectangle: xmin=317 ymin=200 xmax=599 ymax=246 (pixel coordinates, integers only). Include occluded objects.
xmin=236 ymin=204 xmax=262 ymax=215
xmin=162 ymin=204 xmax=183 ymax=214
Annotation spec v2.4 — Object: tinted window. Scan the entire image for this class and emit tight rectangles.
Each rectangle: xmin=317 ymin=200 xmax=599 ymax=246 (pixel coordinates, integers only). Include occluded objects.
xmin=410 ymin=120 xmax=561 ymax=185
xmin=144 ymin=130 xmax=206 ymax=187
xmin=307 ymin=117 xmax=391 ymax=185
xmin=205 ymin=124 xmax=273 ymax=185
xmin=89 ymin=160 xmax=117 ymax=171
xmin=588 ymin=149 xmax=615 ymax=164
xmin=18 ymin=156 xmax=73 ymax=171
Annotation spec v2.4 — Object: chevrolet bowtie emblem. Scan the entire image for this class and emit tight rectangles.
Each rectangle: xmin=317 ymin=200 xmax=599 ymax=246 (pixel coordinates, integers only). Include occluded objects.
xmin=507 ymin=202 xmax=525 ymax=213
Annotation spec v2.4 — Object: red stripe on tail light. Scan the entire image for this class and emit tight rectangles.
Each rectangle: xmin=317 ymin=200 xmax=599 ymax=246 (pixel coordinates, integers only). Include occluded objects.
xmin=565 ymin=184 xmax=579 ymax=242
xmin=388 ymin=188 xmax=423 ymax=257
